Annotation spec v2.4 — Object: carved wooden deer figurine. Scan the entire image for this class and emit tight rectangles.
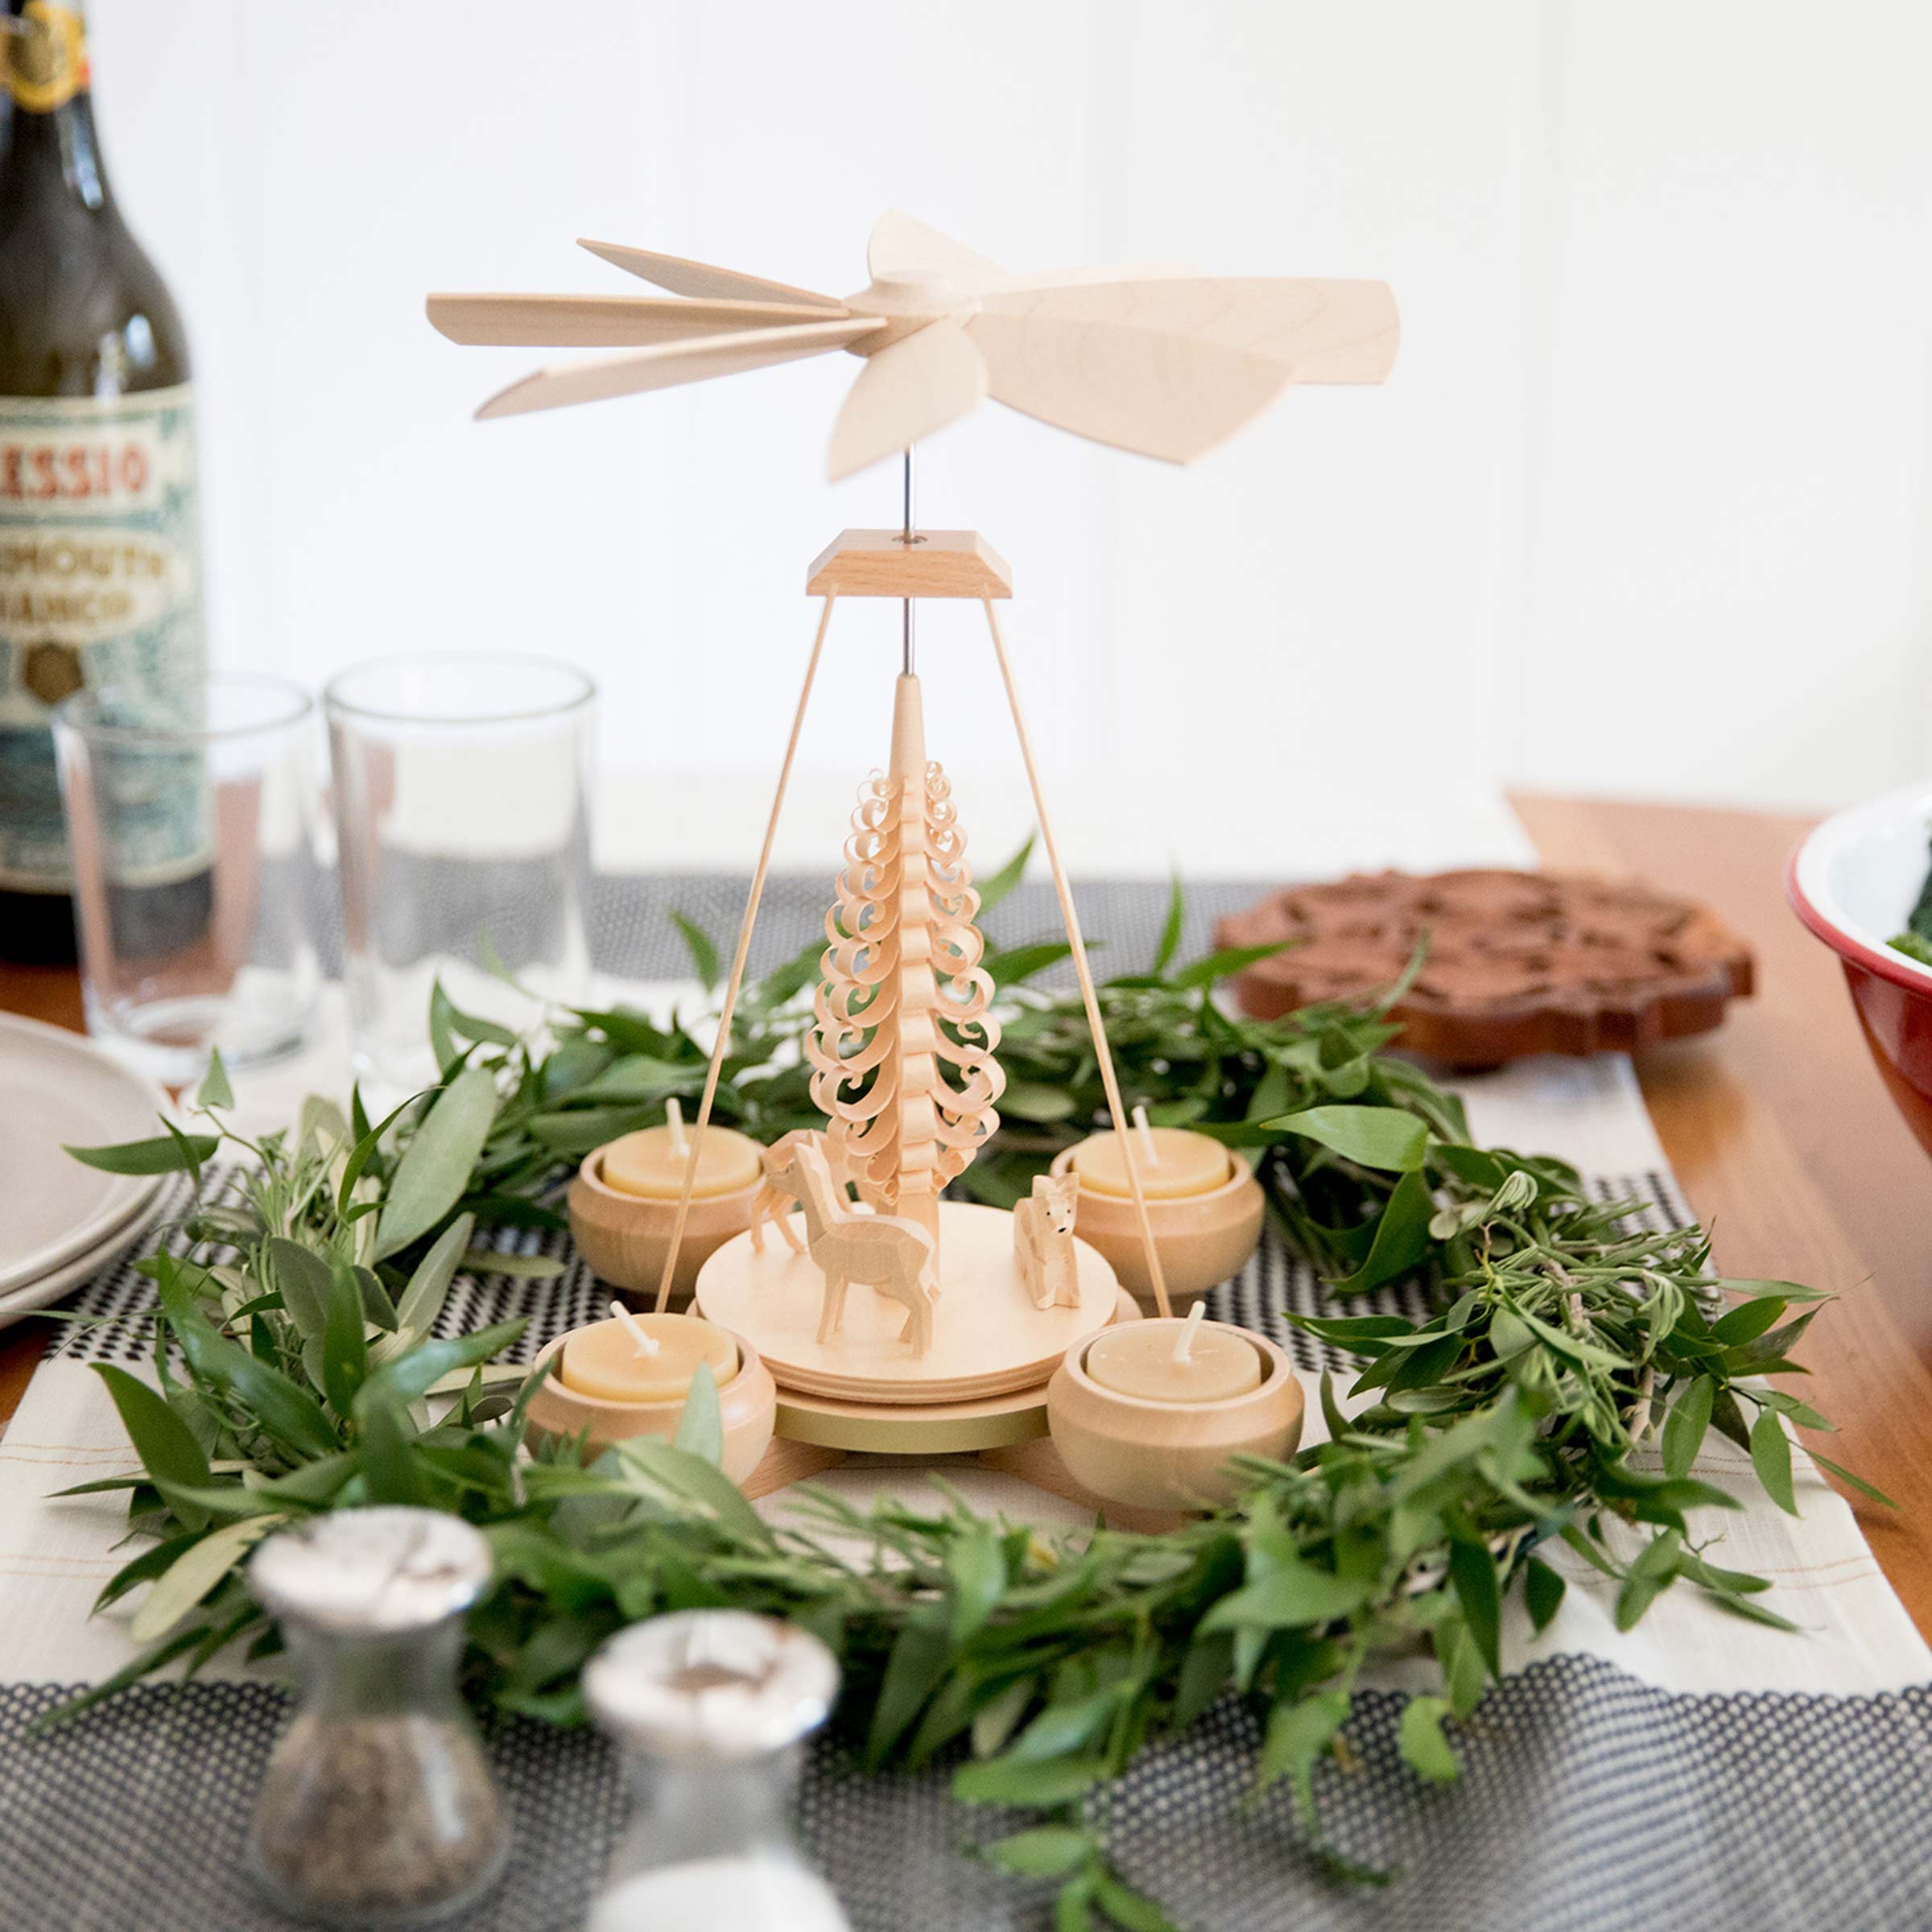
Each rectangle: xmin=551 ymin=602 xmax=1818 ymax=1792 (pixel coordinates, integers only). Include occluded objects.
xmin=1014 ymin=1171 xmax=1080 ymax=1310
xmin=768 ymin=1140 xmax=939 ymax=1355
xmin=749 ymin=1129 xmax=861 ymax=1256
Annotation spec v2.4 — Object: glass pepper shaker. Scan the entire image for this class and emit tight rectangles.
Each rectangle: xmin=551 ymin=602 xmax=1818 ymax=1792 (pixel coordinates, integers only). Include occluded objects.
xmin=582 ymin=1610 xmax=849 ymax=1932
xmin=244 ymin=1508 xmax=510 ymax=1928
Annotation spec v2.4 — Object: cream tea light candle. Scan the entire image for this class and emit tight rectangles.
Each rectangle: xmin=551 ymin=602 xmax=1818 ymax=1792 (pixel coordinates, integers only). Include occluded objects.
xmin=1048 ymin=1109 xmax=1265 ymax=1311
xmin=1081 ymin=1310 xmax=1262 ymax=1405
xmin=603 ymin=1101 xmax=764 ymax=1201
xmin=1068 ymin=1119 xmax=1232 ymax=1201
xmin=560 ymin=1310 xmax=739 ymax=1405
xmin=571 ymin=1105 xmax=764 ymax=1303
xmin=522 ymin=1322 xmax=778 ymax=1477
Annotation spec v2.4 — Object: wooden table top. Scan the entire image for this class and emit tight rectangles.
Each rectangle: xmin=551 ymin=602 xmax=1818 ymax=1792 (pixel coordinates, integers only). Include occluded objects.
xmin=6 ymin=797 xmax=1931 ymax=1637
xmin=1513 ymin=796 xmax=1932 ymax=1638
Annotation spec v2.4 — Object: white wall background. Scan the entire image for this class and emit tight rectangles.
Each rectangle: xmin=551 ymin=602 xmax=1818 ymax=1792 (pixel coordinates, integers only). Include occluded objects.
xmin=75 ymin=0 xmax=1932 ymax=877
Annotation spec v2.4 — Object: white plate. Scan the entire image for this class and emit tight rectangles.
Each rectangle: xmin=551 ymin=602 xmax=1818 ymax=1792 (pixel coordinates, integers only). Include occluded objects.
xmin=0 ymin=1012 xmax=164 ymax=1294
xmin=0 ymin=1187 xmax=170 ymax=1331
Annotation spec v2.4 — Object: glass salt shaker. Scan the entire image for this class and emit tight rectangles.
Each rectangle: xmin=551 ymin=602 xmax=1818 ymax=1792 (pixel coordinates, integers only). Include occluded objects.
xmin=582 ymin=1610 xmax=849 ymax=1932
xmin=245 ymin=1508 xmax=510 ymax=1928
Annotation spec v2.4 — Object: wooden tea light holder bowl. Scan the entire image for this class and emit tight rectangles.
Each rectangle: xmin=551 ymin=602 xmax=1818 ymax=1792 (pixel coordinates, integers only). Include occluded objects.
xmin=1051 ymin=1120 xmax=1265 ymax=1310
xmin=1048 ymin=1315 xmax=1303 ymax=1512
xmin=568 ymin=1109 xmax=764 ymax=1307
xmin=522 ymin=1312 xmax=777 ymax=1482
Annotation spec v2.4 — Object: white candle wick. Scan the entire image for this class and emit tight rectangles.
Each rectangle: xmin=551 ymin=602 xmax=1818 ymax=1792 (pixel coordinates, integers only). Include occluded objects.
xmin=1173 ymin=1300 xmax=1207 ymax=1366
xmin=666 ymin=1097 xmax=690 ymax=1160
xmin=610 ymin=1299 xmax=662 ymax=1358
xmin=1132 ymin=1104 xmax=1159 ymax=1164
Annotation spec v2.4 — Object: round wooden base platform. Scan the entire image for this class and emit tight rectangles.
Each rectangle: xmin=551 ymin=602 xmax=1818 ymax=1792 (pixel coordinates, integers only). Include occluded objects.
xmin=695 ymin=1201 xmax=1120 ymax=1405
xmin=770 ymin=1286 xmax=1142 ymax=1453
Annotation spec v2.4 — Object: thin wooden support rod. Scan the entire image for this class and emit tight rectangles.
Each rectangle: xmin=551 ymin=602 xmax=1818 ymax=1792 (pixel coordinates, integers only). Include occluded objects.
xmin=654 ymin=595 xmax=839 ymax=1311
xmin=980 ymin=597 xmax=1171 ymax=1318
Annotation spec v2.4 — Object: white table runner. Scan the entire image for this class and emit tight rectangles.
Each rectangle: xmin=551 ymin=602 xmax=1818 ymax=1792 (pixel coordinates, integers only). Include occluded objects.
xmin=2 ymin=1021 xmax=1922 ymax=1699
xmin=2 ymin=874 xmax=1929 ymax=1932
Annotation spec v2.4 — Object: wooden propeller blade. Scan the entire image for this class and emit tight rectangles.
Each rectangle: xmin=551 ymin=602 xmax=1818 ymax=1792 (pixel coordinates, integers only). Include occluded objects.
xmin=998 ymin=262 xmax=1201 ymax=289
xmin=578 ymin=237 xmax=844 ymax=312
xmin=971 ymin=316 xmax=1290 ymax=463
xmin=965 ymin=276 xmax=1398 ymax=463
xmin=427 ymin=291 xmax=852 ymax=347
xmin=475 ymin=317 xmax=876 ymax=421
xmin=826 ymin=317 xmax=988 ymax=482
xmin=976 ymin=276 xmax=1399 ymax=383
xmin=867 ymin=210 xmax=1007 ymax=293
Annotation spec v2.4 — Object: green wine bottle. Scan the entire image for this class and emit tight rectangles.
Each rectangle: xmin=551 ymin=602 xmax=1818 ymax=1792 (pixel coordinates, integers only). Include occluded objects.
xmin=0 ymin=0 xmax=206 ymax=964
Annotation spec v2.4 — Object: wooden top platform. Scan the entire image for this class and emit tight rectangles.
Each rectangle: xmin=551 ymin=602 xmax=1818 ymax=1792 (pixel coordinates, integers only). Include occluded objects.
xmin=805 ymin=528 xmax=1013 ymax=600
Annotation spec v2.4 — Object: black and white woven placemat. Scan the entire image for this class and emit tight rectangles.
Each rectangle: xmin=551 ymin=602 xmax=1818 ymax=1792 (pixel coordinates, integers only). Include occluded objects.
xmin=9 ymin=877 xmax=1930 ymax=1931
xmin=6 ymin=1657 xmax=1930 ymax=1932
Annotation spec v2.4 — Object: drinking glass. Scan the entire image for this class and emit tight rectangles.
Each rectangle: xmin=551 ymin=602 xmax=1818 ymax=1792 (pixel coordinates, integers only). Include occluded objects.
xmin=53 ymin=671 xmax=322 ymax=1086
xmin=325 ymin=652 xmax=594 ymax=1093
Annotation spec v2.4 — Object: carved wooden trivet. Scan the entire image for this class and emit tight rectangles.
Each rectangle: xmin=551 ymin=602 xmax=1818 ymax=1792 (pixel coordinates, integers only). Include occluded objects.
xmin=1217 ymin=869 xmax=1754 ymax=1067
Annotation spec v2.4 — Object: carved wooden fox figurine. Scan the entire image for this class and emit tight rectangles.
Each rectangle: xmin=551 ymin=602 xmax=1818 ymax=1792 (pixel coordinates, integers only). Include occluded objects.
xmin=1014 ymin=1171 xmax=1080 ymax=1310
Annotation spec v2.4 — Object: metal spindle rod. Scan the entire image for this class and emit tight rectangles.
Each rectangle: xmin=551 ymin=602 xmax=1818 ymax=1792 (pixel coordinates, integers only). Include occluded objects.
xmin=901 ymin=445 xmax=916 ymax=675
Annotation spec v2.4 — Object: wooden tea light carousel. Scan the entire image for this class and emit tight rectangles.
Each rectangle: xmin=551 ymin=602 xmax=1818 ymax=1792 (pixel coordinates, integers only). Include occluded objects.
xmin=431 ymin=212 xmax=1397 ymax=1496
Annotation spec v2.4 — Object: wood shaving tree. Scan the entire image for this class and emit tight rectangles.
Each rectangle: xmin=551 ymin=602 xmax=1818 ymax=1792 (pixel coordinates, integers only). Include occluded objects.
xmin=806 ymin=675 xmax=1003 ymax=1258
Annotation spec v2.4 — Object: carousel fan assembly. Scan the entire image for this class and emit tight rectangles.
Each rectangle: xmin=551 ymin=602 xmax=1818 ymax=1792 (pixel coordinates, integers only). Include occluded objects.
xmin=430 ymin=209 xmax=1397 ymax=1452
xmin=427 ymin=208 xmax=1397 ymax=477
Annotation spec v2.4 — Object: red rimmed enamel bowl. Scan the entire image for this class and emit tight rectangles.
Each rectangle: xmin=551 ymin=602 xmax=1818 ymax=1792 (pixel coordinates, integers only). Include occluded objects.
xmin=1790 ymin=781 xmax=1932 ymax=1160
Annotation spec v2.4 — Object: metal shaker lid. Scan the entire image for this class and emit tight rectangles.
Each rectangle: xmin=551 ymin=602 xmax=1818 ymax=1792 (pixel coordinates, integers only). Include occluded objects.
xmin=248 ymin=1507 xmax=493 ymax=1633
xmin=584 ymin=1611 xmax=840 ymax=1761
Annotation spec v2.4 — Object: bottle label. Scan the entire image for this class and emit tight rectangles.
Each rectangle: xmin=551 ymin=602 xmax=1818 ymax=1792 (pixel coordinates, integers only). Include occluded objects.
xmin=0 ymin=384 xmax=203 ymax=894
xmin=5 ymin=2 xmax=88 ymax=114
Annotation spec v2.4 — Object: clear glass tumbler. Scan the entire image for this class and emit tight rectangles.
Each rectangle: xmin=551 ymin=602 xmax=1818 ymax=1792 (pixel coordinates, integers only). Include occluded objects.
xmin=52 ymin=671 xmax=322 ymax=1086
xmin=324 ymin=652 xmax=594 ymax=1094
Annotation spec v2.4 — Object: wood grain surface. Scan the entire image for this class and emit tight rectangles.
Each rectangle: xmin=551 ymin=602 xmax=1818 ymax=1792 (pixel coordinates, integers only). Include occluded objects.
xmin=803 ymin=527 xmax=1013 ymax=600
xmin=1512 ymin=795 xmax=1932 ymax=1636
xmin=5 ymin=796 xmax=1929 ymax=1633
